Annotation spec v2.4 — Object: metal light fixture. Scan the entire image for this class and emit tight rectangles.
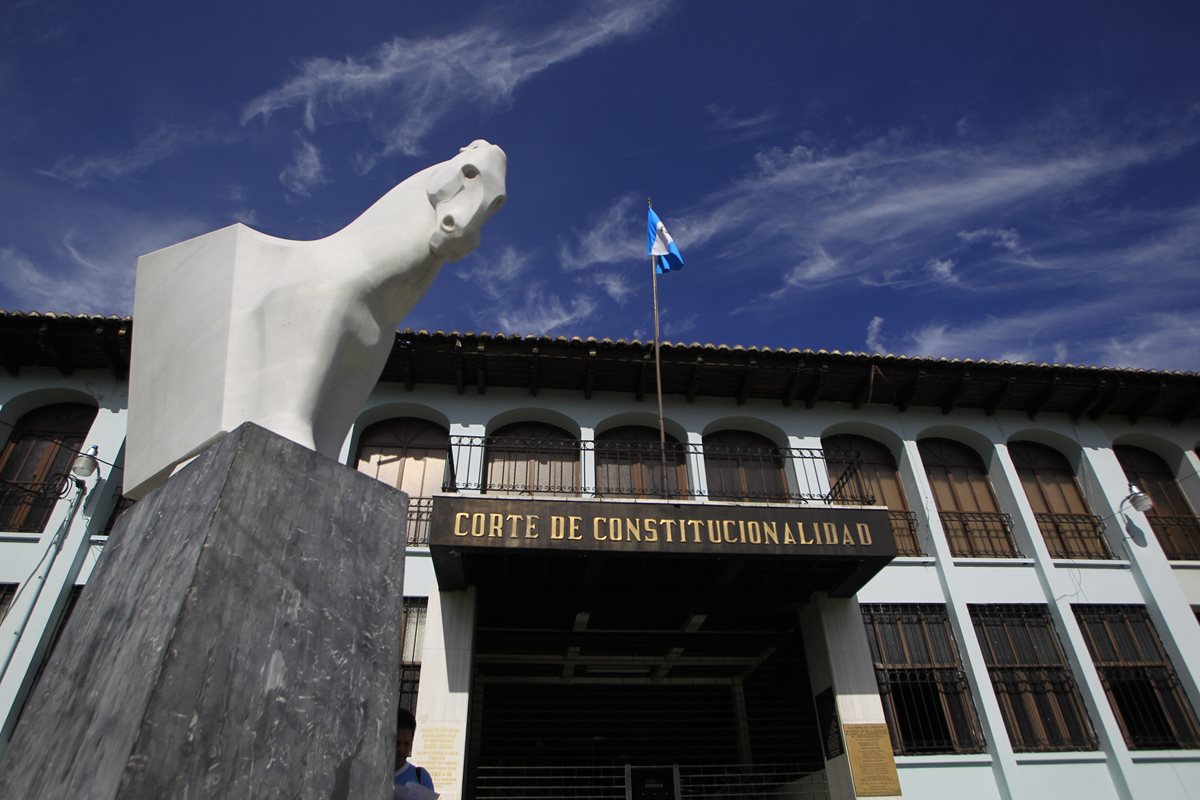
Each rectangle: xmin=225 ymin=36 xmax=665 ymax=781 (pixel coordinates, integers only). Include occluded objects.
xmin=71 ymin=445 xmax=99 ymax=479
xmin=1125 ymin=482 xmax=1153 ymax=514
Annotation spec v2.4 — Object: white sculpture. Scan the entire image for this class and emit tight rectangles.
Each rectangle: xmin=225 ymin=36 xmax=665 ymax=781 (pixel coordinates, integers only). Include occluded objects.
xmin=125 ymin=140 xmax=507 ymax=498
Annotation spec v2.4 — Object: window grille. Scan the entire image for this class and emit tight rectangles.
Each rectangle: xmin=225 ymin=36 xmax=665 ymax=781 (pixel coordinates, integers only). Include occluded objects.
xmin=399 ymin=597 xmax=428 ymax=713
xmin=938 ymin=511 xmax=1021 ymax=558
xmin=0 ymin=583 xmax=17 ymax=622
xmin=1115 ymin=445 xmax=1200 ymax=561
xmin=1074 ymin=605 xmax=1200 ymax=749
xmin=1010 ymin=441 xmax=1111 ymax=559
xmin=860 ymin=604 xmax=984 ymax=754
xmin=920 ymin=438 xmax=1020 ymax=557
xmin=969 ymin=605 xmax=1097 ymax=751
xmin=595 ymin=426 xmax=688 ymax=499
xmin=888 ymin=511 xmax=921 ymax=557
xmin=703 ymin=431 xmax=791 ymax=503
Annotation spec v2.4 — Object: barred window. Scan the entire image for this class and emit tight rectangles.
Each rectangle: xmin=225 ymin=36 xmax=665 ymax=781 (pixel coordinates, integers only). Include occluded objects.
xmin=861 ymin=604 xmax=985 ymax=754
xmin=0 ymin=403 xmax=98 ymax=533
xmin=825 ymin=434 xmax=921 ymax=556
xmin=1009 ymin=441 xmax=1109 ymax=560
xmin=703 ymin=430 xmax=789 ymax=502
xmin=1114 ymin=445 xmax=1200 ymax=561
xmin=919 ymin=438 xmax=1019 ymax=558
xmin=1074 ymin=605 xmax=1200 ymax=749
xmin=484 ymin=422 xmax=580 ymax=496
xmin=595 ymin=426 xmax=688 ymax=499
xmin=399 ymin=597 xmax=428 ymax=714
xmin=970 ymin=605 xmax=1097 ymax=751
xmin=0 ymin=583 xmax=17 ymax=622
xmin=356 ymin=418 xmax=450 ymax=546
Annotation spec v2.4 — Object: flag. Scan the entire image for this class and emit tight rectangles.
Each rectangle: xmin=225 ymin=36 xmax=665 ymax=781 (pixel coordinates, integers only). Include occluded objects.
xmin=647 ymin=207 xmax=684 ymax=274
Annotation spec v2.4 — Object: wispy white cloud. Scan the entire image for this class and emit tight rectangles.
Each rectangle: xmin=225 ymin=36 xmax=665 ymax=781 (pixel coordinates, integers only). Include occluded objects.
xmin=42 ymin=123 xmax=234 ymax=187
xmin=592 ymin=272 xmax=635 ymax=305
xmin=865 ymin=315 xmax=886 ymax=353
xmin=497 ymin=285 xmax=598 ymax=335
xmin=461 ymin=246 xmax=531 ymax=302
xmin=706 ymin=104 xmax=779 ymax=133
xmin=242 ymin=0 xmax=670 ymax=165
xmin=558 ymin=194 xmax=641 ymax=271
xmin=279 ymin=137 xmax=327 ymax=196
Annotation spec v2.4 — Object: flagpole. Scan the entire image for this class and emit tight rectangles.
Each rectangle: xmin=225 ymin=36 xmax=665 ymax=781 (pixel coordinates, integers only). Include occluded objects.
xmin=649 ymin=197 xmax=669 ymax=498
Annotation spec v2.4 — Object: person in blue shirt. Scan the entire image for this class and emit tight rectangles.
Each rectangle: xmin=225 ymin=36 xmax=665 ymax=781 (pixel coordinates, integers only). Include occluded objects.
xmin=394 ymin=708 xmax=436 ymax=795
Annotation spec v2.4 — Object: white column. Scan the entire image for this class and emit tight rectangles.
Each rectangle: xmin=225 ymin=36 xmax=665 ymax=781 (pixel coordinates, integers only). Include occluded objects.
xmin=579 ymin=425 xmax=596 ymax=498
xmin=685 ymin=431 xmax=708 ymax=498
xmin=412 ymin=587 xmax=477 ymax=800
xmin=801 ymin=593 xmax=901 ymax=799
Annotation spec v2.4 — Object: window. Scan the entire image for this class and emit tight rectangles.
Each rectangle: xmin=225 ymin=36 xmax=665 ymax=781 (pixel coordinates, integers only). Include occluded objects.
xmin=595 ymin=426 xmax=687 ymax=499
xmin=399 ymin=597 xmax=428 ymax=714
xmin=0 ymin=583 xmax=17 ymax=622
xmin=356 ymin=418 xmax=450 ymax=546
xmin=1009 ymin=441 xmax=1109 ymax=559
xmin=1115 ymin=445 xmax=1200 ymax=560
xmin=1074 ymin=605 xmax=1200 ymax=749
xmin=484 ymin=422 xmax=579 ymax=495
xmin=970 ymin=605 xmax=1097 ymax=751
xmin=825 ymin=434 xmax=921 ymax=556
xmin=0 ymin=403 xmax=97 ymax=533
xmin=861 ymin=604 xmax=985 ymax=754
xmin=919 ymin=438 xmax=1019 ymax=557
xmin=703 ymin=430 xmax=789 ymax=502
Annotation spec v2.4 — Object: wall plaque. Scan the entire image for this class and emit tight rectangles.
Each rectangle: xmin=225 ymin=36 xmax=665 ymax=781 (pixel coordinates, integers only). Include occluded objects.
xmin=843 ymin=723 xmax=901 ymax=797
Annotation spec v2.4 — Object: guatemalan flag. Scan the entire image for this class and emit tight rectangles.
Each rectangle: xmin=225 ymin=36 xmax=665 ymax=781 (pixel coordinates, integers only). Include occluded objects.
xmin=647 ymin=207 xmax=685 ymax=274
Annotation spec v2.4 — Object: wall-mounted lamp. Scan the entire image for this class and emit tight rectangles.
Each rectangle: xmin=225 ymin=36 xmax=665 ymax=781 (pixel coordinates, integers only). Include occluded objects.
xmin=71 ymin=445 xmax=99 ymax=479
xmin=1124 ymin=482 xmax=1153 ymax=514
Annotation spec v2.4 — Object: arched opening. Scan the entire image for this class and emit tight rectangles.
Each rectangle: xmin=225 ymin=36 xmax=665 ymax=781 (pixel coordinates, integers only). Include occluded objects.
xmin=1115 ymin=445 xmax=1200 ymax=560
xmin=824 ymin=434 xmax=920 ymax=555
xmin=918 ymin=438 xmax=1018 ymax=557
xmin=595 ymin=426 xmax=688 ymax=499
xmin=355 ymin=418 xmax=450 ymax=546
xmin=703 ymin=430 xmax=789 ymax=502
xmin=485 ymin=422 xmax=580 ymax=496
xmin=1009 ymin=441 xmax=1109 ymax=559
xmin=0 ymin=403 xmax=97 ymax=533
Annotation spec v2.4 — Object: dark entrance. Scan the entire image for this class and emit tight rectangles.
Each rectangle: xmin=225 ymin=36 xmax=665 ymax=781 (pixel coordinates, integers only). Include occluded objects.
xmin=464 ymin=552 xmax=828 ymax=799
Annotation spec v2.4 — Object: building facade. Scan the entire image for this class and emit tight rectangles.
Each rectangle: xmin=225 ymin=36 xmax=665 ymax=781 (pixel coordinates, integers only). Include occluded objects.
xmin=1 ymin=311 xmax=1199 ymax=799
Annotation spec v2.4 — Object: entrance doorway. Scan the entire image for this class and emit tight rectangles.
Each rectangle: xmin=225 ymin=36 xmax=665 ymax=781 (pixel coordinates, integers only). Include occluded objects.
xmin=463 ymin=552 xmax=829 ymax=799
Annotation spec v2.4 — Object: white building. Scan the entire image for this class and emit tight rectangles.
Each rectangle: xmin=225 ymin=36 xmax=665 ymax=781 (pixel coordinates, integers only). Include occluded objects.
xmin=1 ymin=311 xmax=1198 ymax=800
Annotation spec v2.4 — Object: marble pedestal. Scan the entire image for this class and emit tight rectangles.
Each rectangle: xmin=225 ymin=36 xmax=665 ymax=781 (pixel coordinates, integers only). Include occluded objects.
xmin=0 ymin=423 xmax=409 ymax=799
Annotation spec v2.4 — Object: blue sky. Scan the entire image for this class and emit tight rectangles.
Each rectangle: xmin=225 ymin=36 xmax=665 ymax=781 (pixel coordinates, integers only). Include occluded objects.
xmin=2 ymin=1 xmax=1198 ymax=370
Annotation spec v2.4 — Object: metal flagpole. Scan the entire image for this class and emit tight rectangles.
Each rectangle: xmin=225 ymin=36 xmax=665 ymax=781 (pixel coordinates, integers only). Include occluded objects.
xmin=649 ymin=197 xmax=669 ymax=497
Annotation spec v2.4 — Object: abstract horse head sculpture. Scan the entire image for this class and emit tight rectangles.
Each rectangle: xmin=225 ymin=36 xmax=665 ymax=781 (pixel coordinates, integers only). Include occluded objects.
xmin=125 ymin=141 xmax=508 ymax=498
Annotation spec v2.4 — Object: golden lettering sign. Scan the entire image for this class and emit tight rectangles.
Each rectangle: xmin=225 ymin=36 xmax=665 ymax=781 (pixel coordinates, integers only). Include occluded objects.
xmin=412 ymin=724 xmax=463 ymax=794
xmin=843 ymin=723 xmax=901 ymax=797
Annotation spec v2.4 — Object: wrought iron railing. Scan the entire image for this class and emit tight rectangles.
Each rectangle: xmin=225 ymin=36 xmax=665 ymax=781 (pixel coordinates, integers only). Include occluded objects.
xmin=1145 ymin=516 xmax=1200 ymax=561
xmin=472 ymin=764 xmax=828 ymax=799
xmin=407 ymin=497 xmax=433 ymax=546
xmin=939 ymin=511 xmax=1021 ymax=558
xmin=889 ymin=510 xmax=922 ymax=556
xmin=441 ymin=436 xmax=874 ymax=505
xmin=1035 ymin=513 xmax=1111 ymax=560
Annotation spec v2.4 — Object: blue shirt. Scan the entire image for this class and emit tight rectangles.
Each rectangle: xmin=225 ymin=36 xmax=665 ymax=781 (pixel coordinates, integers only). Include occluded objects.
xmin=394 ymin=762 xmax=435 ymax=791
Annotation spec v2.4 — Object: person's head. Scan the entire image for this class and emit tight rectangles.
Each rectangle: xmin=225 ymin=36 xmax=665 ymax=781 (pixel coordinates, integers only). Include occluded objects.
xmin=395 ymin=708 xmax=417 ymax=768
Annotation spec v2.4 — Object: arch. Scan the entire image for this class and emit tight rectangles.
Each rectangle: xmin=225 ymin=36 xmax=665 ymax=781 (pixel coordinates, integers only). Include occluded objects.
xmin=0 ymin=388 xmax=99 ymax=448
xmin=355 ymin=417 xmax=451 ymax=499
xmin=486 ymin=408 xmax=581 ymax=440
xmin=594 ymin=411 xmax=688 ymax=445
xmin=820 ymin=421 xmax=905 ymax=462
xmin=485 ymin=421 xmax=580 ymax=495
xmin=825 ymin=432 xmax=920 ymax=555
xmin=703 ymin=429 xmax=789 ymax=502
xmin=1112 ymin=432 xmax=1190 ymax=475
xmin=1115 ymin=445 xmax=1198 ymax=564
xmin=1009 ymin=440 xmax=1109 ymax=559
xmin=347 ymin=402 xmax=450 ymax=466
xmin=0 ymin=402 xmax=99 ymax=532
xmin=1004 ymin=428 xmax=1085 ymax=473
xmin=594 ymin=425 xmax=688 ymax=499
xmin=702 ymin=416 xmax=788 ymax=449
xmin=911 ymin=424 xmax=996 ymax=468
xmin=918 ymin=436 xmax=1016 ymax=557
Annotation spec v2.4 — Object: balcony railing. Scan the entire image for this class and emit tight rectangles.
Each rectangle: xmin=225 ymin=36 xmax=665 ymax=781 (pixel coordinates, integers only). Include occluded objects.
xmin=939 ymin=511 xmax=1021 ymax=558
xmin=472 ymin=764 xmax=828 ymax=800
xmin=442 ymin=436 xmax=874 ymax=505
xmin=889 ymin=511 xmax=923 ymax=556
xmin=1146 ymin=516 xmax=1200 ymax=561
xmin=1035 ymin=513 xmax=1111 ymax=560
xmin=407 ymin=497 xmax=433 ymax=547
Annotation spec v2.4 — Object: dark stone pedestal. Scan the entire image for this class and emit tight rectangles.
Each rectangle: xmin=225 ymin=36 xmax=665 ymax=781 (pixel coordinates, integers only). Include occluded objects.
xmin=0 ymin=423 xmax=409 ymax=799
